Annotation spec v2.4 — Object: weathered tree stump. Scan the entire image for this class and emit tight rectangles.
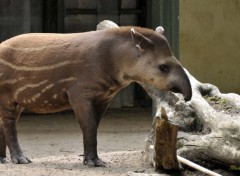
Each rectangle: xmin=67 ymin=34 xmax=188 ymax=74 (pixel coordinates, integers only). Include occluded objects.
xmin=151 ymin=108 xmax=179 ymax=170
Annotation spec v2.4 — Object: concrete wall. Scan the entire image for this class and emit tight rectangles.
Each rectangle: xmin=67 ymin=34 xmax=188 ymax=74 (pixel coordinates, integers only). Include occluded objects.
xmin=179 ymin=0 xmax=240 ymax=93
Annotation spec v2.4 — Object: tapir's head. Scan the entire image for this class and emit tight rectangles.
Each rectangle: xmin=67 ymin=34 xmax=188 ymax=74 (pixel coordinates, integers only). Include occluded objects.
xmin=128 ymin=27 xmax=192 ymax=101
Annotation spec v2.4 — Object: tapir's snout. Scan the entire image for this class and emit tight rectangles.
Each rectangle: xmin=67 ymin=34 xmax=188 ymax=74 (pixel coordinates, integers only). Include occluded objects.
xmin=168 ymin=67 xmax=192 ymax=101
xmin=170 ymin=85 xmax=192 ymax=101
xmin=184 ymin=90 xmax=192 ymax=102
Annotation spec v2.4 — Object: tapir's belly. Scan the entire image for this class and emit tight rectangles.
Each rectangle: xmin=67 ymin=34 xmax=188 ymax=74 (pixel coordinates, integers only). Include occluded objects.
xmin=21 ymin=90 xmax=71 ymax=113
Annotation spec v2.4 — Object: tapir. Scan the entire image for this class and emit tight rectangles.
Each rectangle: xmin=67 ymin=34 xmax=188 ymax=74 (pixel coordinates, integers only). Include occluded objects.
xmin=0 ymin=26 xmax=192 ymax=166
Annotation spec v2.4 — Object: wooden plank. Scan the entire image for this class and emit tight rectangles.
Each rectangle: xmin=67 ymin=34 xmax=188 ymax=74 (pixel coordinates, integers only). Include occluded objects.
xmin=43 ymin=0 xmax=58 ymax=32
xmin=109 ymin=93 xmax=122 ymax=109
xmin=57 ymin=0 xmax=64 ymax=33
xmin=151 ymin=0 xmax=179 ymax=58
xmin=97 ymin=0 xmax=119 ymax=24
xmin=23 ymin=0 xmax=31 ymax=33
xmin=121 ymin=84 xmax=134 ymax=108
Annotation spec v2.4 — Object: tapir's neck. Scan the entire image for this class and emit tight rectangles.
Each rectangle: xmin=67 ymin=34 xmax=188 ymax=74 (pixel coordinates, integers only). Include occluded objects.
xmin=96 ymin=30 xmax=138 ymax=88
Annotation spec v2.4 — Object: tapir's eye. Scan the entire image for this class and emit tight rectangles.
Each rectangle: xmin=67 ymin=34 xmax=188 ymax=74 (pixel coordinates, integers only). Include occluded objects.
xmin=159 ymin=64 xmax=169 ymax=73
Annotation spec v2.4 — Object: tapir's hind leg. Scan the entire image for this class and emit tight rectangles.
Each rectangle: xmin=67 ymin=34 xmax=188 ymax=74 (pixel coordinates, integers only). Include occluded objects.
xmin=0 ymin=107 xmax=31 ymax=164
xmin=0 ymin=120 xmax=9 ymax=163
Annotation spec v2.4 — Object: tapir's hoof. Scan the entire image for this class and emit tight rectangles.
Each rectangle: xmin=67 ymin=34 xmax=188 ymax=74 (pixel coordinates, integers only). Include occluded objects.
xmin=11 ymin=154 xmax=32 ymax=164
xmin=0 ymin=157 xmax=10 ymax=164
xmin=84 ymin=157 xmax=106 ymax=167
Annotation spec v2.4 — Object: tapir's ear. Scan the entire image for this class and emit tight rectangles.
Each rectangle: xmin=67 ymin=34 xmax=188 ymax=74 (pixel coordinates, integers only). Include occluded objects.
xmin=155 ymin=26 xmax=164 ymax=34
xmin=131 ymin=28 xmax=153 ymax=51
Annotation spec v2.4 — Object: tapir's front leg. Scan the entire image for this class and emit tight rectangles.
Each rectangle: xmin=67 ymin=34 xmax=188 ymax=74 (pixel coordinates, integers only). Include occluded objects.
xmin=0 ymin=108 xmax=31 ymax=164
xmin=68 ymin=94 xmax=105 ymax=167
xmin=94 ymin=102 xmax=109 ymax=128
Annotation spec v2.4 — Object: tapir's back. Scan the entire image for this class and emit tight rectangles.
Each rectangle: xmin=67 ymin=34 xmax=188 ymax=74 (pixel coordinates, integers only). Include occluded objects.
xmin=0 ymin=31 xmax=107 ymax=89
xmin=0 ymin=32 xmax=93 ymax=67
xmin=2 ymin=33 xmax=72 ymax=48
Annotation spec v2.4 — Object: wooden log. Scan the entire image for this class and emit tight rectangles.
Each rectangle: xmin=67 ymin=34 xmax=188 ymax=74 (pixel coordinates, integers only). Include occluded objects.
xmin=152 ymin=107 xmax=180 ymax=170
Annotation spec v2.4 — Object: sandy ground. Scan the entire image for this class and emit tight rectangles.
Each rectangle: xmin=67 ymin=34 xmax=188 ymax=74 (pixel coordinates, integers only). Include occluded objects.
xmin=0 ymin=109 xmax=157 ymax=176
xmin=0 ymin=109 xmax=236 ymax=176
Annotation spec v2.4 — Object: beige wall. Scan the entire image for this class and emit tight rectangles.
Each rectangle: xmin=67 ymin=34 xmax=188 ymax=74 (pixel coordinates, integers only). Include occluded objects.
xmin=179 ymin=0 xmax=240 ymax=93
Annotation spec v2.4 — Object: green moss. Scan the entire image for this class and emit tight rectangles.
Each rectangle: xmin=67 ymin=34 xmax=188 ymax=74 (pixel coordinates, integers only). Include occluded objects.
xmin=204 ymin=95 xmax=227 ymax=104
xmin=219 ymin=99 xmax=227 ymax=104
xmin=177 ymin=142 xmax=184 ymax=149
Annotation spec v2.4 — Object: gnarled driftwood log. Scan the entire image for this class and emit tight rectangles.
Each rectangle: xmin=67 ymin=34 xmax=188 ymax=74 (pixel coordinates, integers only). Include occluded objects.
xmin=144 ymin=69 xmax=240 ymax=169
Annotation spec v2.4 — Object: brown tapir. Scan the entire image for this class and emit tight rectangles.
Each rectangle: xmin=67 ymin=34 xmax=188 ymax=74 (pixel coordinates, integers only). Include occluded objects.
xmin=0 ymin=26 xmax=192 ymax=166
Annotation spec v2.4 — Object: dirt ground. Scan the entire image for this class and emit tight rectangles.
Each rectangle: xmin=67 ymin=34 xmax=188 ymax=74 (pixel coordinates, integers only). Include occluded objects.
xmin=0 ymin=108 xmax=234 ymax=176
xmin=0 ymin=109 xmax=157 ymax=176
